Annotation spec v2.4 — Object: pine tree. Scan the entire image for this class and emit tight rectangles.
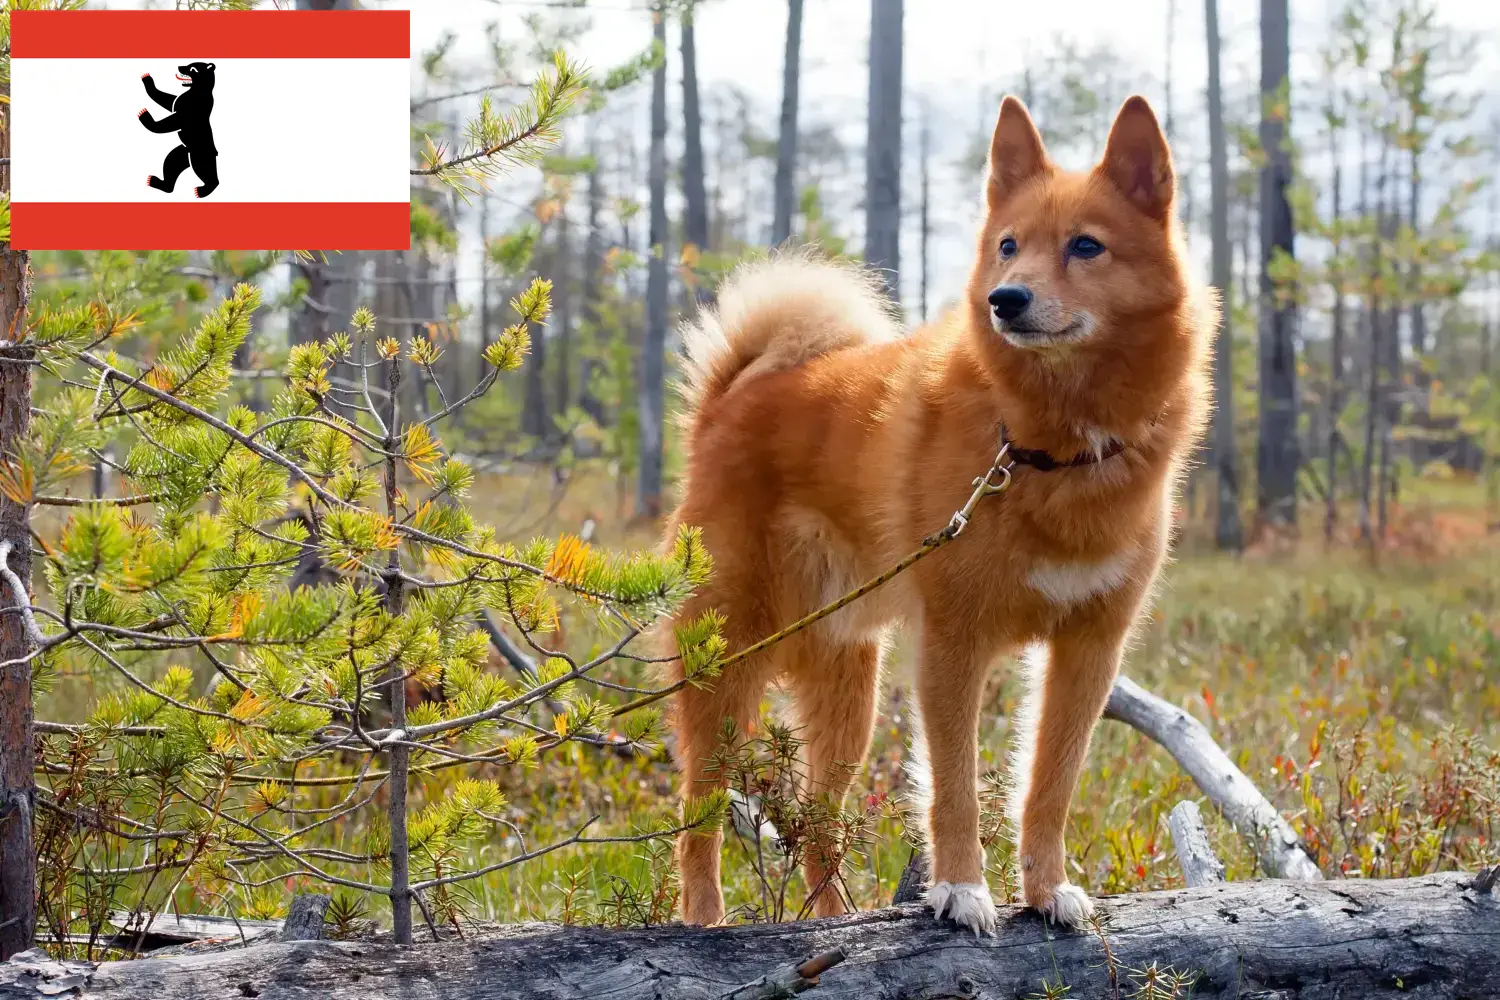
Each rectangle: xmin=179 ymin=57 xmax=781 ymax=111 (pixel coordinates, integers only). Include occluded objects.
xmin=1205 ymin=0 xmax=1244 ymax=551
xmin=771 ymin=0 xmax=804 ymax=247
xmin=637 ymin=5 xmax=671 ymax=520
xmin=1256 ymin=0 xmax=1299 ymax=530
xmin=864 ymin=0 xmax=904 ymax=302
xmin=7 ymin=44 xmax=727 ymax=954
xmin=0 ymin=2 xmax=36 ymax=954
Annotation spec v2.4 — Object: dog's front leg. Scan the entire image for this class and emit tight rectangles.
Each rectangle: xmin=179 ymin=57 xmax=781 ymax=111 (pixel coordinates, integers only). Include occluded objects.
xmin=1014 ymin=612 xmax=1131 ymax=928
xmin=916 ymin=626 xmax=997 ymax=935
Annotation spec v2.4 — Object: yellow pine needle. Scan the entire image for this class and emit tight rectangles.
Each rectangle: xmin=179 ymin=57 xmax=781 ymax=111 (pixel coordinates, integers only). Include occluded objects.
xmin=545 ymin=533 xmax=593 ymax=586
xmin=0 ymin=461 xmax=33 ymax=505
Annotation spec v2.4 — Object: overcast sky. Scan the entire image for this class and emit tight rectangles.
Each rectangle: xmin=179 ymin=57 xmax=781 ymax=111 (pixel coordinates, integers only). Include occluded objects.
xmin=390 ymin=0 xmax=1500 ymax=321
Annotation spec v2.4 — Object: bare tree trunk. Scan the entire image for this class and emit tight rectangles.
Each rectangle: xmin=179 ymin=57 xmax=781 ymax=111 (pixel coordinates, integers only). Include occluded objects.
xmin=864 ymin=0 xmax=904 ymax=303
xmin=578 ymin=136 xmax=607 ymax=429
xmin=522 ymin=233 xmax=550 ymax=440
xmin=1358 ymin=136 xmax=1388 ymax=548
xmin=1238 ymin=190 xmax=1255 ymax=327
xmin=1408 ymin=162 xmax=1426 ymax=356
xmin=553 ymin=198 xmax=574 ymax=431
xmin=918 ymin=101 xmax=930 ymax=323
xmin=0 ymin=57 xmax=35 ymax=957
xmin=771 ymin=0 xmax=804 ymax=247
xmin=399 ymin=254 xmax=433 ymax=422
xmin=380 ymin=360 xmax=411 ymax=945
xmin=292 ymin=0 xmax=356 ymax=349
xmin=637 ymin=5 xmax=670 ymax=520
xmin=1164 ymin=0 xmax=1176 ymax=141
xmin=1358 ymin=309 xmax=1380 ymax=546
xmin=0 ymin=248 xmax=35 ymax=962
xmin=681 ymin=3 xmax=710 ymax=272
xmin=477 ymin=193 xmax=491 ymax=392
xmin=710 ymin=98 xmax=732 ymax=252
xmin=1326 ymin=152 xmax=1345 ymax=544
xmin=1375 ymin=298 xmax=1392 ymax=542
xmin=1375 ymin=131 xmax=1400 ymax=542
xmin=374 ymin=252 xmax=403 ymax=381
xmin=291 ymin=257 xmax=331 ymax=346
xmin=1205 ymin=0 xmax=1243 ymax=551
xmin=1255 ymin=0 xmax=1298 ymax=530
xmin=1487 ymin=126 xmax=1498 ymax=377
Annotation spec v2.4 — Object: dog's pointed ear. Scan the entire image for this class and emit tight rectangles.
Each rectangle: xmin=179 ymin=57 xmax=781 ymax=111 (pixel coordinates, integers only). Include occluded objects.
xmin=987 ymin=96 xmax=1050 ymax=209
xmin=1099 ymin=96 xmax=1174 ymax=220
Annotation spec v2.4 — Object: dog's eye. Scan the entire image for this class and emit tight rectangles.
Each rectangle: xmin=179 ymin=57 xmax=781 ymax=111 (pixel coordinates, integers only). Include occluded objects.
xmin=998 ymin=237 xmax=1018 ymax=259
xmin=1069 ymin=235 xmax=1105 ymax=259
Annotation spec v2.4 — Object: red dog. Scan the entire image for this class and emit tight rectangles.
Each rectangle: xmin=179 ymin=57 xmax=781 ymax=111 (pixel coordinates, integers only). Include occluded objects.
xmin=666 ymin=95 xmax=1211 ymax=933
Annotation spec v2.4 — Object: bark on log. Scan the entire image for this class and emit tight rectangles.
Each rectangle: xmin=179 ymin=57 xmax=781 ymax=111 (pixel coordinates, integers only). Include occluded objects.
xmin=3 ymin=872 xmax=1493 ymax=1000
xmin=279 ymin=896 xmax=330 ymax=943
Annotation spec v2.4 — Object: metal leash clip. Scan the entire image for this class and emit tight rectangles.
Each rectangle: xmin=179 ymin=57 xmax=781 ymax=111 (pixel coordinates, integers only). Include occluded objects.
xmin=946 ymin=442 xmax=1014 ymax=537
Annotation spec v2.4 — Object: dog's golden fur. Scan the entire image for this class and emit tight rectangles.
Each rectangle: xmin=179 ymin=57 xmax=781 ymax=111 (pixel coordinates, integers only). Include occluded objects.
xmin=664 ymin=95 xmax=1213 ymax=932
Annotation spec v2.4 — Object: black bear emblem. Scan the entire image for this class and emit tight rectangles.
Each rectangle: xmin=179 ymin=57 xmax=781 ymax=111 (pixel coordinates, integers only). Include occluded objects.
xmin=139 ymin=62 xmax=219 ymax=199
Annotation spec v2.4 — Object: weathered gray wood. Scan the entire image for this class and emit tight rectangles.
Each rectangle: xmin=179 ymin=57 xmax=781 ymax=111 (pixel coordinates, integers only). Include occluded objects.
xmin=1104 ymin=675 xmax=1323 ymax=881
xmin=1167 ymin=800 xmax=1226 ymax=887
xmin=279 ymin=897 xmax=330 ymax=943
xmin=722 ymin=947 xmax=846 ymax=1000
xmin=107 ymin=912 xmax=282 ymax=950
xmin=6 ymin=873 xmax=1493 ymax=999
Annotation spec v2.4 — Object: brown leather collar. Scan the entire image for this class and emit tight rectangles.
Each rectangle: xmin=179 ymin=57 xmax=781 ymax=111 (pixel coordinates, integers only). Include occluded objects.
xmin=1000 ymin=423 xmax=1126 ymax=472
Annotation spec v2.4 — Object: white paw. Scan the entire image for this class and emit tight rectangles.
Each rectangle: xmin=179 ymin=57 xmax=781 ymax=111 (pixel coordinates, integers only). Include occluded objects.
xmin=926 ymin=881 xmax=997 ymax=936
xmin=1035 ymin=882 xmax=1094 ymax=928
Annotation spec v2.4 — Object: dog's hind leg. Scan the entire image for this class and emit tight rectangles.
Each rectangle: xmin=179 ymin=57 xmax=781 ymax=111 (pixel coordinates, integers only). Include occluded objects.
xmin=785 ymin=632 xmax=882 ymax=917
xmin=672 ymin=594 xmax=776 ymax=926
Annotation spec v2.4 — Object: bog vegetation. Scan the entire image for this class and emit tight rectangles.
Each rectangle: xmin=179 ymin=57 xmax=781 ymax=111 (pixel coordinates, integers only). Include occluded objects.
xmin=0 ymin=0 xmax=1496 ymax=959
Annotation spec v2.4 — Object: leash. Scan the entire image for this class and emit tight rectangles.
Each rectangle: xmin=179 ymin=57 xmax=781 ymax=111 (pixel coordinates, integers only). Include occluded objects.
xmin=611 ymin=441 xmax=1018 ymax=719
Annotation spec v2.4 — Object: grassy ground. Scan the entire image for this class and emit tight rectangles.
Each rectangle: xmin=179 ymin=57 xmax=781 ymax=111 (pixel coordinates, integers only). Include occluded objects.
xmin=422 ymin=464 xmax=1500 ymax=926
xmin=37 ymin=462 xmax=1500 ymax=933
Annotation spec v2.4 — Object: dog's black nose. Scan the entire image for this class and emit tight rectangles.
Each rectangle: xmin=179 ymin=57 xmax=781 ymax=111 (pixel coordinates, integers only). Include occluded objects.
xmin=988 ymin=284 xmax=1033 ymax=321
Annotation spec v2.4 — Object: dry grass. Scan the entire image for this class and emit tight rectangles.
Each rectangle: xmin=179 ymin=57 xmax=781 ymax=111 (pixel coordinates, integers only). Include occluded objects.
xmin=38 ymin=462 xmax=1499 ymax=930
xmin=441 ymin=464 xmax=1500 ymax=924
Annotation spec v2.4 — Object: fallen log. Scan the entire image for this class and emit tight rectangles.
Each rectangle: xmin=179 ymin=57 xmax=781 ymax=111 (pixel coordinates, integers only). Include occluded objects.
xmin=2 ymin=871 xmax=1493 ymax=1000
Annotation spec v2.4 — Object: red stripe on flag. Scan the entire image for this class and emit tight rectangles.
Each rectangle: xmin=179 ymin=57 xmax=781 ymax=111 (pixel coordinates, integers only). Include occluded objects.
xmin=12 ymin=203 xmax=411 ymax=252
xmin=11 ymin=10 xmax=409 ymax=59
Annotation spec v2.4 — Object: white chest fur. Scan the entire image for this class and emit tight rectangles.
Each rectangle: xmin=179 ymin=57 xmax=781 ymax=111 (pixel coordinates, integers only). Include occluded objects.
xmin=1026 ymin=549 xmax=1135 ymax=606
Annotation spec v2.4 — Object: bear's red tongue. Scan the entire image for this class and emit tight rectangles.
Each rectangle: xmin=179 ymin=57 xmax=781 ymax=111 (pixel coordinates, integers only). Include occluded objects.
xmin=175 ymin=74 xmax=191 ymax=81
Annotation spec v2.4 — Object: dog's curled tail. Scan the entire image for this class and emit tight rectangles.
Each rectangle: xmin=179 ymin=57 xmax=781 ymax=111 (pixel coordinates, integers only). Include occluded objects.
xmin=678 ymin=251 xmax=901 ymax=417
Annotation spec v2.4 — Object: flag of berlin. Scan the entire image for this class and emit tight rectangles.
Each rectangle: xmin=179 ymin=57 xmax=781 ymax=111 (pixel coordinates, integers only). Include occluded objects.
xmin=10 ymin=9 xmax=411 ymax=251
